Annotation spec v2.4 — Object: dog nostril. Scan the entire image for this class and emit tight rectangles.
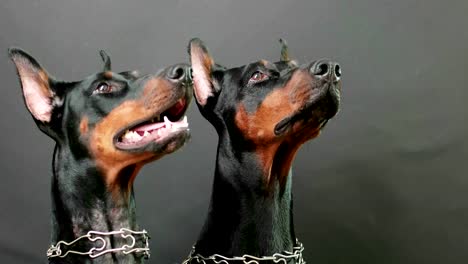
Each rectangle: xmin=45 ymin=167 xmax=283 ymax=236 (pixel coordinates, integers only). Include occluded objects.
xmin=315 ymin=62 xmax=329 ymax=76
xmin=335 ymin=64 xmax=341 ymax=78
xmin=189 ymin=67 xmax=193 ymax=80
xmin=168 ymin=66 xmax=185 ymax=80
xmin=166 ymin=65 xmax=186 ymax=81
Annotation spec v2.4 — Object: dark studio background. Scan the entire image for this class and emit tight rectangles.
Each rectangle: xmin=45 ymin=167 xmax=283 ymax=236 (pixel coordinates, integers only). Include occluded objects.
xmin=0 ymin=0 xmax=467 ymax=263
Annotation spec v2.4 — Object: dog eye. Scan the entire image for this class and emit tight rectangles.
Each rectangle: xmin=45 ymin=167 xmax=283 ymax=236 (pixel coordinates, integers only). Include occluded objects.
xmin=249 ymin=71 xmax=269 ymax=84
xmin=94 ymin=82 xmax=113 ymax=94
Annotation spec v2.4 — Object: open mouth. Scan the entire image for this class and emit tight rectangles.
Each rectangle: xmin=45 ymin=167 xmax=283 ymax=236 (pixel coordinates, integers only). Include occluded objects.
xmin=115 ymin=98 xmax=189 ymax=150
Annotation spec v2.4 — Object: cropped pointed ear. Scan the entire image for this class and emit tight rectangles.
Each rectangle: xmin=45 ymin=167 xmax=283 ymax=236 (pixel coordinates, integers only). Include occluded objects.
xmin=188 ymin=38 xmax=219 ymax=107
xmin=9 ymin=48 xmax=65 ymax=136
xmin=100 ymin=50 xmax=111 ymax=71
xmin=279 ymin=38 xmax=290 ymax=62
xmin=279 ymin=38 xmax=298 ymax=67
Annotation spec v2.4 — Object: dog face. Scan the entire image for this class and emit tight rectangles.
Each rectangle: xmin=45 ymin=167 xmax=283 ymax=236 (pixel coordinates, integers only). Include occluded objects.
xmin=10 ymin=48 xmax=192 ymax=185
xmin=189 ymin=39 xmax=341 ymax=145
xmin=188 ymin=39 xmax=341 ymax=187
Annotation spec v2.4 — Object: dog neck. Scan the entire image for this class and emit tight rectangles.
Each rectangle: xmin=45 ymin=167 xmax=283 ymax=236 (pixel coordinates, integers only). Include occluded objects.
xmin=49 ymin=145 xmax=143 ymax=264
xmin=195 ymin=133 xmax=297 ymax=257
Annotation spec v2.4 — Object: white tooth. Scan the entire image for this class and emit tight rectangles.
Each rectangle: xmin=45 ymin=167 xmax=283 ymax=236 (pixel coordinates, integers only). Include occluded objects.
xmin=123 ymin=131 xmax=132 ymax=140
xmin=143 ymin=131 xmax=150 ymax=137
xmin=164 ymin=116 xmax=171 ymax=128
xmin=182 ymin=116 xmax=188 ymax=124
xmin=131 ymin=131 xmax=141 ymax=140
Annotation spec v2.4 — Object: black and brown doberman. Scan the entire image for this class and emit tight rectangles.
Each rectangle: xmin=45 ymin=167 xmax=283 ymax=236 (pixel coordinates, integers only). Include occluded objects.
xmin=9 ymin=48 xmax=191 ymax=263
xmin=185 ymin=39 xmax=341 ymax=263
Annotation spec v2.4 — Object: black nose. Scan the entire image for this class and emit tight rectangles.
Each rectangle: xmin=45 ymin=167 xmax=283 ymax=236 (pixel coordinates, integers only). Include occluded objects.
xmin=166 ymin=64 xmax=190 ymax=81
xmin=310 ymin=60 xmax=341 ymax=83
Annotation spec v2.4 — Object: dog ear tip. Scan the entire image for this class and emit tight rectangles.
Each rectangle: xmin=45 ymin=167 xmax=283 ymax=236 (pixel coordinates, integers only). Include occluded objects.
xmin=189 ymin=38 xmax=206 ymax=48
xmin=8 ymin=47 xmax=24 ymax=58
xmin=99 ymin=50 xmax=110 ymax=60
xmin=188 ymin=38 xmax=204 ymax=55
xmin=9 ymin=47 xmax=38 ymax=63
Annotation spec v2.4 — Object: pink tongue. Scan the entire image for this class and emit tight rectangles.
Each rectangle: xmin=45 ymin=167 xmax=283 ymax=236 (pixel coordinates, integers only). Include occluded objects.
xmin=133 ymin=122 xmax=166 ymax=133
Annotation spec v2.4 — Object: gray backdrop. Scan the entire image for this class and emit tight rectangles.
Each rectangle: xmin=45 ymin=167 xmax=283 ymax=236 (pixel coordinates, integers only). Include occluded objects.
xmin=0 ymin=0 xmax=467 ymax=263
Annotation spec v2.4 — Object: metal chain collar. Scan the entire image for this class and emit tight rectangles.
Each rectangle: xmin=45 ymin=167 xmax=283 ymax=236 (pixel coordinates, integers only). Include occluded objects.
xmin=47 ymin=228 xmax=150 ymax=259
xmin=182 ymin=239 xmax=305 ymax=264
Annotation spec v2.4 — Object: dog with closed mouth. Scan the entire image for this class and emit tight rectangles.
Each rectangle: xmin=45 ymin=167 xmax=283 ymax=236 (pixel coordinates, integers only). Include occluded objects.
xmin=184 ymin=38 xmax=341 ymax=263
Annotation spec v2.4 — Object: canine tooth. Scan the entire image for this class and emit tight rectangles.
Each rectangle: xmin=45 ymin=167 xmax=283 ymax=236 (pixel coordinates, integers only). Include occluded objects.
xmin=143 ymin=131 xmax=150 ymax=137
xmin=164 ymin=116 xmax=171 ymax=128
xmin=182 ymin=116 xmax=188 ymax=124
xmin=123 ymin=131 xmax=132 ymax=140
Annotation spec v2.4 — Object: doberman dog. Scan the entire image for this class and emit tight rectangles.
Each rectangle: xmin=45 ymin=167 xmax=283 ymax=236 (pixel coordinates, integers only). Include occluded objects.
xmin=9 ymin=48 xmax=191 ymax=263
xmin=184 ymin=39 xmax=341 ymax=263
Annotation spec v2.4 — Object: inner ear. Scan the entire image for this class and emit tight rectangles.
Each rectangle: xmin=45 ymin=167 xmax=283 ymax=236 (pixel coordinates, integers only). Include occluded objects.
xmin=9 ymin=48 xmax=58 ymax=123
xmin=188 ymin=38 xmax=218 ymax=106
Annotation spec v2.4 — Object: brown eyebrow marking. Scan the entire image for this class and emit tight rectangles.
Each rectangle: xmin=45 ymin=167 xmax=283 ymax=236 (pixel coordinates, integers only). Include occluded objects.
xmin=79 ymin=116 xmax=89 ymax=136
xmin=259 ymin=59 xmax=269 ymax=66
xmin=103 ymin=71 xmax=113 ymax=79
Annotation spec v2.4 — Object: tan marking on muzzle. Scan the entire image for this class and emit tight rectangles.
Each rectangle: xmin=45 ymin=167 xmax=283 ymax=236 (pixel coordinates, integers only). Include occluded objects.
xmin=88 ymin=76 xmax=179 ymax=193
xmin=234 ymin=69 xmax=319 ymax=191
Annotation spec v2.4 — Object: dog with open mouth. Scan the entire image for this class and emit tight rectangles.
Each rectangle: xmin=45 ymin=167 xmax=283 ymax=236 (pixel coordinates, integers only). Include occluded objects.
xmin=9 ymin=48 xmax=192 ymax=263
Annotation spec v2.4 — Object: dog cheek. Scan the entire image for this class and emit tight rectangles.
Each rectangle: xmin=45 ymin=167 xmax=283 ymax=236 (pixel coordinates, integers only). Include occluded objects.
xmin=79 ymin=116 xmax=89 ymax=136
xmin=234 ymin=103 xmax=274 ymax=143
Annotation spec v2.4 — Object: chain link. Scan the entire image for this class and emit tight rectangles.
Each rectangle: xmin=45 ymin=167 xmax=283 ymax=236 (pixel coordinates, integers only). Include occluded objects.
xmin=182 ymin=239 xmax=305 ymax=264
xmin=47 ymin=228 xmax=150 ymax=259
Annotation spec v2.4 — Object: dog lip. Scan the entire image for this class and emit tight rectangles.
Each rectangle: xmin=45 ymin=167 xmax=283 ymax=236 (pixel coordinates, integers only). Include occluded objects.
xmin=274 ymin=83 xmax=340 ymax=136
xmin=114 ymin=125 xmax=190 ymax=152
xmin=274 ymin=115 xmax=293 ymax=136
xmin=112 ymin=94 xmax=190 ymax=151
